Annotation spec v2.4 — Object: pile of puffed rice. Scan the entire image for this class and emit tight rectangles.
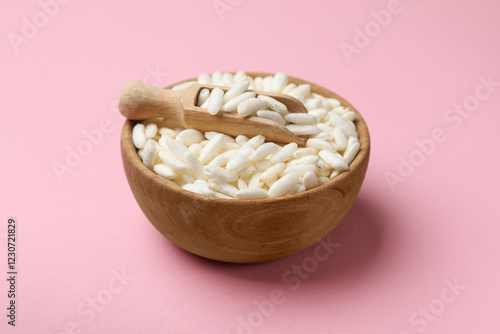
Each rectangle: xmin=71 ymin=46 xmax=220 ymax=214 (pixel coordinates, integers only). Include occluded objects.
xmin=132 ymin=71 xmax=360 ymax=199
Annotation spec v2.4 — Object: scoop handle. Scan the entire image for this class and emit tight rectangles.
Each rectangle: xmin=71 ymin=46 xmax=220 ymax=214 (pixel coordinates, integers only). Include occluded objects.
xmin=118 ymin=81 xmax=184 ymax=123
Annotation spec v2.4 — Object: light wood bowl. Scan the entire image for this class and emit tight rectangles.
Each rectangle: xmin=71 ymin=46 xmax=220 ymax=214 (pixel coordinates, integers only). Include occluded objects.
xmin=121 ymin=73 xmax=370 ymax=263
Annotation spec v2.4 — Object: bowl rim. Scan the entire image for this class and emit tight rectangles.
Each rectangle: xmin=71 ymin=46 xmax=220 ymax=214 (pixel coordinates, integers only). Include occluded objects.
xmin=121 ymin=72 xmax=370 ymax=205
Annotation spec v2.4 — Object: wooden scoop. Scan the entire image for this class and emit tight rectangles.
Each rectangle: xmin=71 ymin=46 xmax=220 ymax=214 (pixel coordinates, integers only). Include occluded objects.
xmin=118 ymin=81 xmax=307 ymax=145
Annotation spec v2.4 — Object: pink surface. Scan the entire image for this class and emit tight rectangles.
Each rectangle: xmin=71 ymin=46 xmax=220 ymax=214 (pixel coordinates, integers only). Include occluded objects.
xmin=1 ymin=0 xmax=499 ymax=333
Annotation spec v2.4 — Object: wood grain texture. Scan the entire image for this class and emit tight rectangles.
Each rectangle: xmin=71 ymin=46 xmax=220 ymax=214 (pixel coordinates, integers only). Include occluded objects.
xmin=119 ymin=81 xmax=307 ymax=145
xmin=120 ymin=73 xmax=370 ymax=263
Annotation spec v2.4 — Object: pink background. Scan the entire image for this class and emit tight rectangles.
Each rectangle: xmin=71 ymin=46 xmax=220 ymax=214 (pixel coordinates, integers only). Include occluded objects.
xmin=1 ymin=0 xmax=499 ymax=333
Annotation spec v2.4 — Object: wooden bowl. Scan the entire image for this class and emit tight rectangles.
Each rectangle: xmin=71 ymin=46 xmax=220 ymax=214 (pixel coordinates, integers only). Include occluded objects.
xmin=121 ymin=73 xmax=370 ymax=263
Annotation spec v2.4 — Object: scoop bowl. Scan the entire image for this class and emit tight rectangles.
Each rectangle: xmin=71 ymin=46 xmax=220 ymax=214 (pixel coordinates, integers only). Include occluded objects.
xmin=120 ymin=72 xmax=370 ymax=263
